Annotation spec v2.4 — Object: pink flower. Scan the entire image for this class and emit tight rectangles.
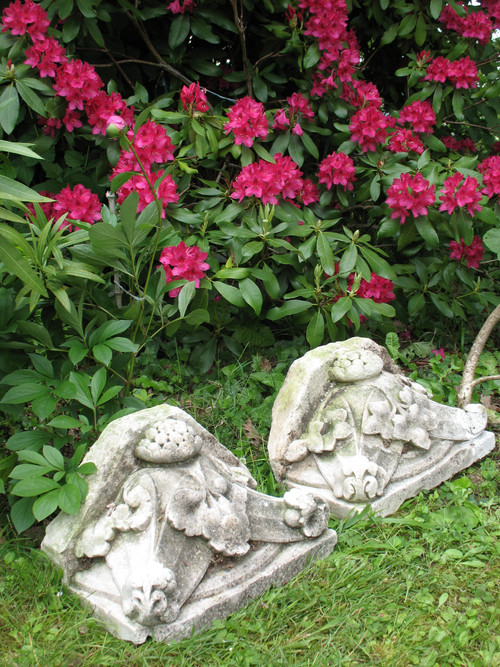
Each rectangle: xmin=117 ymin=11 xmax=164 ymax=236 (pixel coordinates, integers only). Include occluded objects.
xmin=357 ymin=273 xmax=395 ymax=303
xmin=273 ymin=92 xmax=314 ymax=135
xmin=449 ymin=236 xmax=483 ymax=269
xmin=478 ymin=155 xmax=500 ymax=197
xmin=439 ymin=173 xmax=482 ymax=216
xmin=318 ymin=152 xmax=356 ymax=191
xmin=114 ymin=169 xmax=179 ymax=217
xmin=24 ymin=36 xmax=66 ymax=77
xmin=447 ymin=56 xmax=479 ymax=89
xmin=159 ymin=241 xmax=209 ymax=297
xmin=349 ymin=106 xmax=395 ymax=152
xmin=52 ymin=184 xmax=101 ymax=231
xmin=86 ymin=91 xmax=134 ymax=136
xmin=53 ymin=60 xmax=103 ymax=111
xmin=299 ymin=178 xmax=320 ymax=205
xmin=63 ymin=109 xmax=82 ymax=132
xmin=341 ymin=80 xmax=382 ymax=109
xmin=388 ymin=129 xmax=424 ymax=155
xmin=424 ymin=56 xmax=452 ymax=83
xmin=1 ymin=0 xmax=49 ymax=41
xmin=440 ymin=4 xmax=493 ymax=44
xmin=180 ymin=82 xmax=209 ymax=113
xmin=432 ymin=348 xmax=445 ymax=360
xmin=441 ymin=136 xmax=476 ymax=153
xmin=398 ymin=100 xmax=436 ymax=134
xmin=231 ymin=153 xmax=305 ymax=205
xmin=386 ymin=173 xmax=435 ymax=224
xmin=225 ymin=97 xmax=269 ymax=147
xmin=167 ymin=0 xmax=196 ymax=13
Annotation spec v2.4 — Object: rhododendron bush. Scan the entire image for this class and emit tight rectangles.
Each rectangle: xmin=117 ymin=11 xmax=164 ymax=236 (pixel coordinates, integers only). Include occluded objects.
xmin=0 ymin=0 xmax=499 ymax=529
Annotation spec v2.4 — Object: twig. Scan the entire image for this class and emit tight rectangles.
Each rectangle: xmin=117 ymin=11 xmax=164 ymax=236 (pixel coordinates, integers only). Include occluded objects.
xmin=126 ymin=9 xmax=192 ymax=86
xmin=229 ymin=0 xmax=252 ymax=96
xmin=443 ymin=120 xmax=500 ymax=132
xmin=457 ymin=303 xmax=500 ymax=408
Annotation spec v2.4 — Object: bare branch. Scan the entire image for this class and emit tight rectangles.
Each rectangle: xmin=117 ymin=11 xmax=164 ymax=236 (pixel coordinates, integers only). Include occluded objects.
xmin=229 ymin=0 xmax=252 ymax=96
xmin=457 ymin=303 xmax=500 ymax=408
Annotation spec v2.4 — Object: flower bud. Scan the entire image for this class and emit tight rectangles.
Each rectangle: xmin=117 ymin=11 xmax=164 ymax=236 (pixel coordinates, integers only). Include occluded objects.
xmin=106 ymin=115 xmax=127 ymax=138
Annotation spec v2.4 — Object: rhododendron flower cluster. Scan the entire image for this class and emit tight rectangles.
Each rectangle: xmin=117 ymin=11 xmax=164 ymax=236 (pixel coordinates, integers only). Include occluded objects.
xmin=1 ymin=0 xmax=49 ymax=41
xmin=225 ymin=97 xmax=268 ymax=147
xmin=441 ymin=136 xmax=477 ymax=153
xmin=356 ymin=273 xmax=395 ymax=304
xmin=116 ymin=171 xmax=179 ymax=215
xmin=180 ymin=82 xmax=209 ymax=114
xmin=299 ymin=0 xmax=358 ymax=96
xmin=30 ymin=184 xmax=102 ymax=232
xmin=231 ymin=154 xmax=310 ymax=205
xmin=167 ymin=0 xmax=196 ymax=14
xmin=424 ymin=55 xmax=478 ymax=89
xmin=386 ymin=173 xmax=435 ymax=224
xmin=273 ymin=92 xmax=314 ymax=136
xmin=341 ymin=80 xmax=382 ymax=109
xmin=439 ymin=173 xmax=482 ymax=216
xmin=111 ymin=120 xmax=178 ymax=213
xmin=318 ymin=152 xmax=356 ymax=191
xmin=478 ymin=156 xmax=500 ymax=197
xmin=24 ymin=36 xmax=66 ymax=78
xmin=159 ymin=241 xmax=209 ymax=297
xmin=449 ymin=236 xmax=484 ymax=269
xmin=86 ymin=92 xmax=134 ymax=136
xmin=439 ymin=3 xmax=493 ymax=44
xmin=53 ymin=60 xmax=103 ymax=111
xmin=388 ymin=128 xmax=424 ymax=155
xmin=398 ymin=100 xmax=436 ymax=134
xmin=349 ymin=106 xmax=395 ymax=152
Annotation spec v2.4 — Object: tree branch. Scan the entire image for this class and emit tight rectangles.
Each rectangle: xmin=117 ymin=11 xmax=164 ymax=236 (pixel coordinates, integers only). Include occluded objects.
xmin=457 ymin=303 xmax=500 ymax=408
xmin=229 ymin=0 xmax=252 ymax=96
xmin=126 ymin=10 xmax=192 ymax=86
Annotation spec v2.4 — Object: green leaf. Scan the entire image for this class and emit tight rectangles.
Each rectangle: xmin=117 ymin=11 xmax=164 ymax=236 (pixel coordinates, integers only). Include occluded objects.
xmin=97 ymin=385 xmax=122 ymax=406
xmin=303 ymin=43 xmax=320 ymax=69
xmin=306 ymin=311 xmax=324 ymax=348
xmin=32 ymin=395 xmax=57 ymax=421
xmin=42 ymin=445 xmax=65 ymax=471
xmin=331 ymin=296 xmax=352 ymax=323
xmin=92 ymin=343 xmax=112 ymax=367
xmin=178 ymin=280 xmax=196 ymax=317
xmin=359 ymin=247 xmax=396 ymax=280
xmin=213 ymin=281 xmax=246 ymax=307
xmin=10 ymin=497 xmax=36 ymax=533
xmin=408 ymin=292 xmax=425 ymax=315
xmin=452 ymin=90 xmax=464 ymax=120
xmin=33 ymin=489 xmax=60 ymax=521
xmin=77 ymin=462 xmax=97 ymax=475
xmin=339 ymin=244 xmax=358 ymax=274
xmin=16 ymin=80 xmax=46 ymax=116
xmin=300 ymin=131 xmax=319 ymax=159
xmin=48 ymin=415 xmax=83 ymax=429
xmin=2 ymin=383 xmax=48 ymax=404
xmin=0 ymin=85 xmax=19 ymax=134
xmin=415 ymin=218 xmax=439 ymax=248
xmin=0 ymin=174 xmax=52 ymax=202
xmin=88 ymin=320 xmax=133 ymax=347
xmin=414 ymin=14 xmax=427 ymax=46
xmin=106 ymin=337 xmax=139 ymax=353
xmin=0 ymin=140 xmax=42 ymax=159
xmin=425 ymin=134 xmax=446 ymax=152
xmin=68 ymin=344 xmax=88 ymax=365
xmin=5 ymin=431 xmax=51 ymax=452
xmin=429 ymin=292 xmax=454 ymax=318
xmin=58 ymin=483 xmax=81 ymax=514
xmin=169 ymin=14 xmax=190 ymax=49
xmin=370 ymin=176 xmax=381 ymax=201
xmin=84 ymin=16 xmax=105 ymax=46
xmin=381 ymin=24 xmax=398 ymax=45
xmin=483 ymin=229 xmax=500 ymax=260
xmin=90 ymin=367 xmax=106 ymax=403
xmin=62 ymin=13 xmax=81 ymax=42
xmin=430 ymin=0 xmax=443 ymax=20
xmin=239 ymin=278 xmax=263 ymax=316
xmin=316 ymin=234 xmax=336 ymax=275
xmin=12 ymin=476 xmax=60 ymax=497
xmin=267 ymin=300 xmax=312 ymax=321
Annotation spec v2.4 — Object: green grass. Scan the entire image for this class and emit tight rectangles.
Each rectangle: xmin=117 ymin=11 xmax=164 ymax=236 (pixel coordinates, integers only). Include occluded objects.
xmin=1 ymin=346 xmax=499 ymax=666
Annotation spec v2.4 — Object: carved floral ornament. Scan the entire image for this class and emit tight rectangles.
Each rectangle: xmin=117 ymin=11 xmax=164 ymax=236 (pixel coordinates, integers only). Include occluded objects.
xmin=268 ymin=338 xmax=494 ymax=518
xmin=42 ymin=406 xmax=336 ymax=643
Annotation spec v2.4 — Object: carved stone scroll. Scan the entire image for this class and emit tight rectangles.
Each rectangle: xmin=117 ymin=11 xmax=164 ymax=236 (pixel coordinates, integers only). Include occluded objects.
xmin=42 ymin=405 xmax=336 ymax=644
xmin=268 ymin=338 xmax=495 ymax=518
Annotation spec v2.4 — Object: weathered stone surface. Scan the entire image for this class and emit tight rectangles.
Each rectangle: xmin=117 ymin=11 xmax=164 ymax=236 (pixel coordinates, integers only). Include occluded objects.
xmin=42 ymin=405 xmax=336 ymax=644
xmin=268 ymin=338 xmax=495 ymax=518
